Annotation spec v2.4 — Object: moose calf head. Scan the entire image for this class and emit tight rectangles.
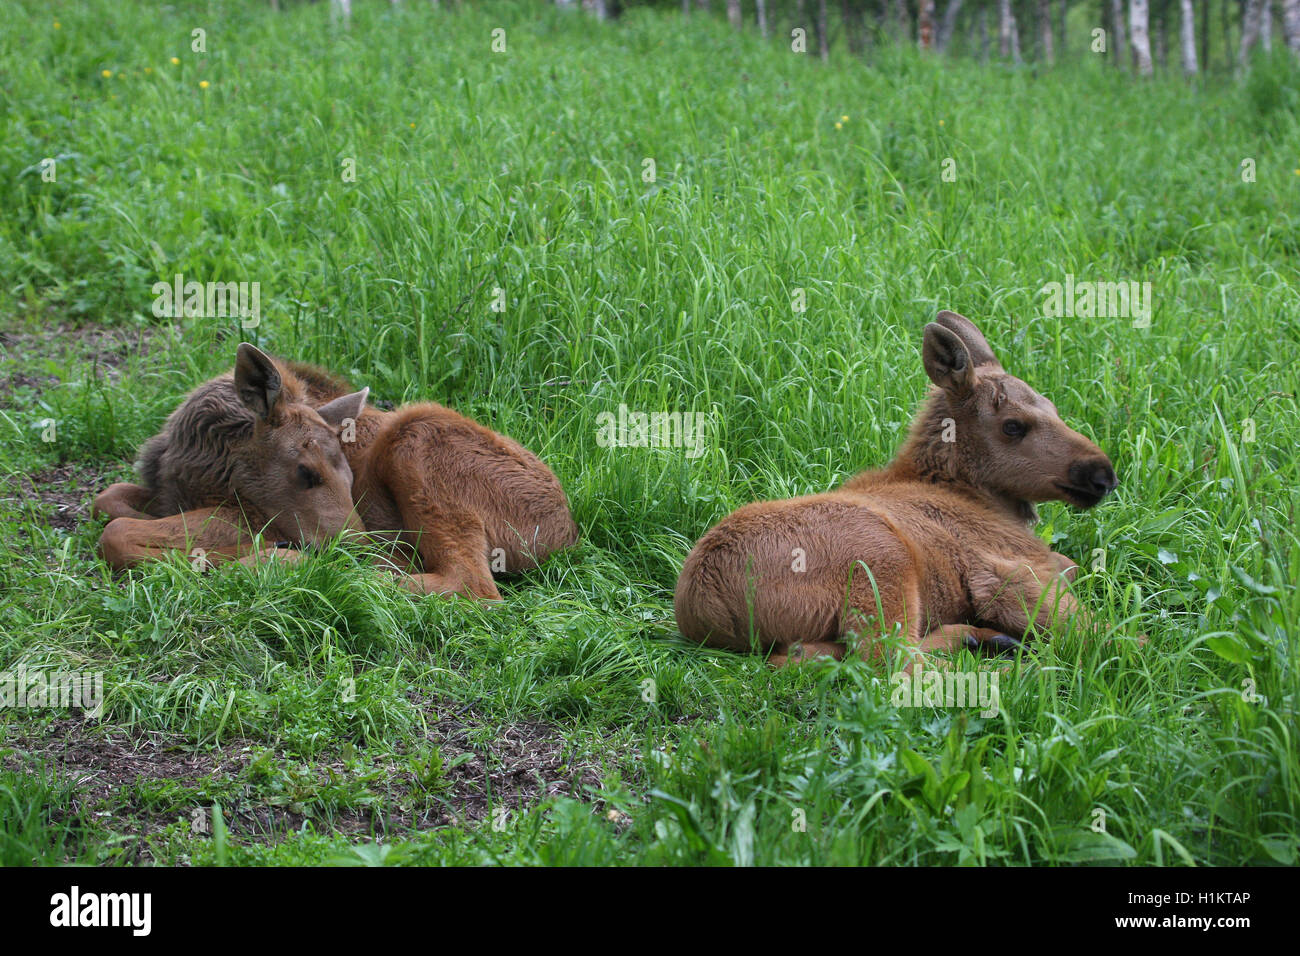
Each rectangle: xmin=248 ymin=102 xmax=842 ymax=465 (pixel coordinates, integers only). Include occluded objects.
xmin=921 ymin=310 xmax=1117 ymax=511
xmin=231 ymin=343 xmax=368 ymax=546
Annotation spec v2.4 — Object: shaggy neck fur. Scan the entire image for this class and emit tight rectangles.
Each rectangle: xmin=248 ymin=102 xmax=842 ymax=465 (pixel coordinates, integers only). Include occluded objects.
xmin=884 ymin=389 xmax=1039 ymax=528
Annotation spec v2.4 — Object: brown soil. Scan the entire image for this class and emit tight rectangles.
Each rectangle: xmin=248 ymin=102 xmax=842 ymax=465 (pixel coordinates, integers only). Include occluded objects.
xmin=0 ymin=703 xmax=609 ymax=864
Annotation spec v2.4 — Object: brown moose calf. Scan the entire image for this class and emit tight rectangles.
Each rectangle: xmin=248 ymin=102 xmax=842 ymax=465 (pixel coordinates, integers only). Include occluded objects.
xmin=674 ymin=311 xmax=1118 ymax=667
xmin=96 ymin=344 xmax=578 ymax=600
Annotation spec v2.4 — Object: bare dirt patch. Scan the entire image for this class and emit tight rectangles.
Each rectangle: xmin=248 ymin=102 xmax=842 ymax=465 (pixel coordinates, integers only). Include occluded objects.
xmin=5 ymin=463 xmax=116 ymax=532
xmin=0 ymin=321 xmax=171 ymax=402
xmin=0 ymin=703 xmax=609 ymax=862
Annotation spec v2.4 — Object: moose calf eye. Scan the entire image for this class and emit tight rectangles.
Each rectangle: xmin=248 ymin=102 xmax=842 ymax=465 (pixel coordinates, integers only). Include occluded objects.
xmin=298 ymin=465 xmax=322 ymax=488
xmin=1002 ymin=420 xmax=1028 ymax=438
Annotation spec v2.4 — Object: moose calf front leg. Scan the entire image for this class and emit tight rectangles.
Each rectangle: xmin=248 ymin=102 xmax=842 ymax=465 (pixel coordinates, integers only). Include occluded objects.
xmin=93 ymin=482 xmax=159 ymax=521
xmin=99 ymin=507 xmax=266 ymax=571
xmin=971 ymin=556 xmax=1091 ymax=643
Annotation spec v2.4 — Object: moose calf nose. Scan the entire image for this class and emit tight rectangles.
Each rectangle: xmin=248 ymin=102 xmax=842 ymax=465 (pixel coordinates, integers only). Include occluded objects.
xmin=1071 ymin=459 xmax=1117 ymax=498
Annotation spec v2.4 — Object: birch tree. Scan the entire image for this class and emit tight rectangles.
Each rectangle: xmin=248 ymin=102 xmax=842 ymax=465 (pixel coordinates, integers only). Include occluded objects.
xmin=920 ymin=0 xmax=937 ymax=47
xmin=1239 ymin=0 xmax=1265 ymax=65
xmin=1130 ymin=0 xmax=1154 ymax=74
xmin=1038 ymin=0 xmax=1055 ymax=62
xmin=937 ymin=0 xmax=966 ymax=51
xmin=1179 ymin=0 xmax=1198 ymax=73
xmin=1284 ymin=0 xmax=1300 ymax=53
xmin=999 ymin=0 xmax=1014 ymax=56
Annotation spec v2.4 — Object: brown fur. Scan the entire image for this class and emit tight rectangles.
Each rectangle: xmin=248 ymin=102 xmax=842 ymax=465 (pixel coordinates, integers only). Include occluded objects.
xmin=95 ymin=346 xmax=578 ymax=600
xmin=673 ymin=311 xmax=1118 ymax=667
xmin=97 ymin=343 xmax=365 ymax=546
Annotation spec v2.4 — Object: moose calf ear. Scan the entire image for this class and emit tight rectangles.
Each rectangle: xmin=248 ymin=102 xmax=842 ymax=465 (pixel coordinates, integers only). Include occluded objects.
xmin=922 ymin=323 xmax=976 ymax=395
xmin=234 ymin=343 xmax=283 ymax=422
xmin=317 ymin=387 xmax=368 ymax=427
xmin=935 ymin=310 xmax=1000 ymax=369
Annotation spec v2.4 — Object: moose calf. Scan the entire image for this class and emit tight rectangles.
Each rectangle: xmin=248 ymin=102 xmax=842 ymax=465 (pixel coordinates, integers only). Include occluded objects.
xmin=96 ymin=344 xmax=578 ymax=599
xmin=674 ymin=311 xmax=1117 ymax=667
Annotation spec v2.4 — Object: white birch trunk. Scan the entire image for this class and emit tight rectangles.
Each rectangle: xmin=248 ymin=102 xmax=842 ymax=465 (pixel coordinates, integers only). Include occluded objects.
xmin=1130 ymin=0 xmax=1154 ymax=74
xmin=1240 ymin=0 xmax=1265 ymax=64
xmin=1179 ymin=0 xmax=1199 ymax=73
xmin=938 ymin=0 xmax=965 ymax=51
xmin=1283 ymin=0 xmax=1300 ymax=52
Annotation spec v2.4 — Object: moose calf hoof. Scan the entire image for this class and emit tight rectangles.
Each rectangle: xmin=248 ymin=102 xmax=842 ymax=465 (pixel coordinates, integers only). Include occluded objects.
xmin=963 ymin=632 xmax=1023 ymax=657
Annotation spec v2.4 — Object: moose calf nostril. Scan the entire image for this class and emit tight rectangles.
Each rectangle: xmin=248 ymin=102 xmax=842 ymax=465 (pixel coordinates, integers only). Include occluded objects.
xmin=1093 ymin=463 xmax=1117 ymax=494
xmin=1070 ymin=460 xmax=1117 ymax=497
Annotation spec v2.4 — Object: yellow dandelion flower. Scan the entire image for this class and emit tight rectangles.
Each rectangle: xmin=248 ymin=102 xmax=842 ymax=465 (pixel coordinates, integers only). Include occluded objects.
xmin=939 ymin=119 xmax=945 ymax=126
xmin=409 ymin=122 xmax=416 ymax=128
xmin=54 ymin=21 xmax=61 ymax=29
xmin=171 ymin=57 xmax=180 ymax=65
xmin=101 ymin=69 xmax=112 ymax=78
xmin=834 ymin=122 xmax=843 ymax=130
xmin=199 ymin=80 xmax=209 ymax=89
xmin=840 ymin=114 xmax=848 ymax=122
xmin=144 ymin=67 xmax=153 ymax=74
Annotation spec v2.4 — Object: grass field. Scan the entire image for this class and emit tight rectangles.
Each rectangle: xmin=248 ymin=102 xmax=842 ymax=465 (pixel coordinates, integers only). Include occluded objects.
xmin=1 ymin=0 xmax=1298 ymax=866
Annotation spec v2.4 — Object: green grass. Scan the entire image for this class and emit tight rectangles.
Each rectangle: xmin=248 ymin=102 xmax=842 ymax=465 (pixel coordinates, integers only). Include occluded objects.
xmin=0 ymin=0 xmax=1297 ymax=865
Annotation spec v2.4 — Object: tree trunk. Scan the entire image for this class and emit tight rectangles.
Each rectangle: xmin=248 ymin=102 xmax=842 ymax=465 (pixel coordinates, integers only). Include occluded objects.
xmin=979 ymin=6 xmax=991 ymax=60
xmin=1130 ymin=0 xmax=1154 ymax=73
xmin=895 ymin=0 xmax=911 ymax=41
xmin=1283 ymin=0 xmax=1300 ymax=52
xmin=727 ymin=0 xmax=742 ymax=28
xmin=1010 ymin=2 xmax=1024 ymax=60
xmin=1262 ymin=0 xmax=1273 ymax=49
xmin=818 ymin=0 xmax=830 ymax=58
xmin=1059 ymin=0 xmax=1069 ymax=53
xmin=1109 ymin=0 xmax=1128 ymax=65
xmin=1239 ymin=0 xmax=1264 ymax=64
xmin=757 ymin=0 xmax=769 ymax=37
xmin=1179 ymin=0 xmax=1198 ymax=72
xmin=919 ymin=0 xmax=937 ymax=46
xmin=1038 ymin=0 xmax=1056 ymax=60
xmin=999 ymin=0 xmax=1013 ymax=55
xmin=938 ymin=0 xmax=965 ymax=50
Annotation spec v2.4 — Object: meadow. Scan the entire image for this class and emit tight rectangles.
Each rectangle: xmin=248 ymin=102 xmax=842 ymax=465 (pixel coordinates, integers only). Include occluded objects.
xmin=0 ymin=0 xmax=1297 ymax=865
